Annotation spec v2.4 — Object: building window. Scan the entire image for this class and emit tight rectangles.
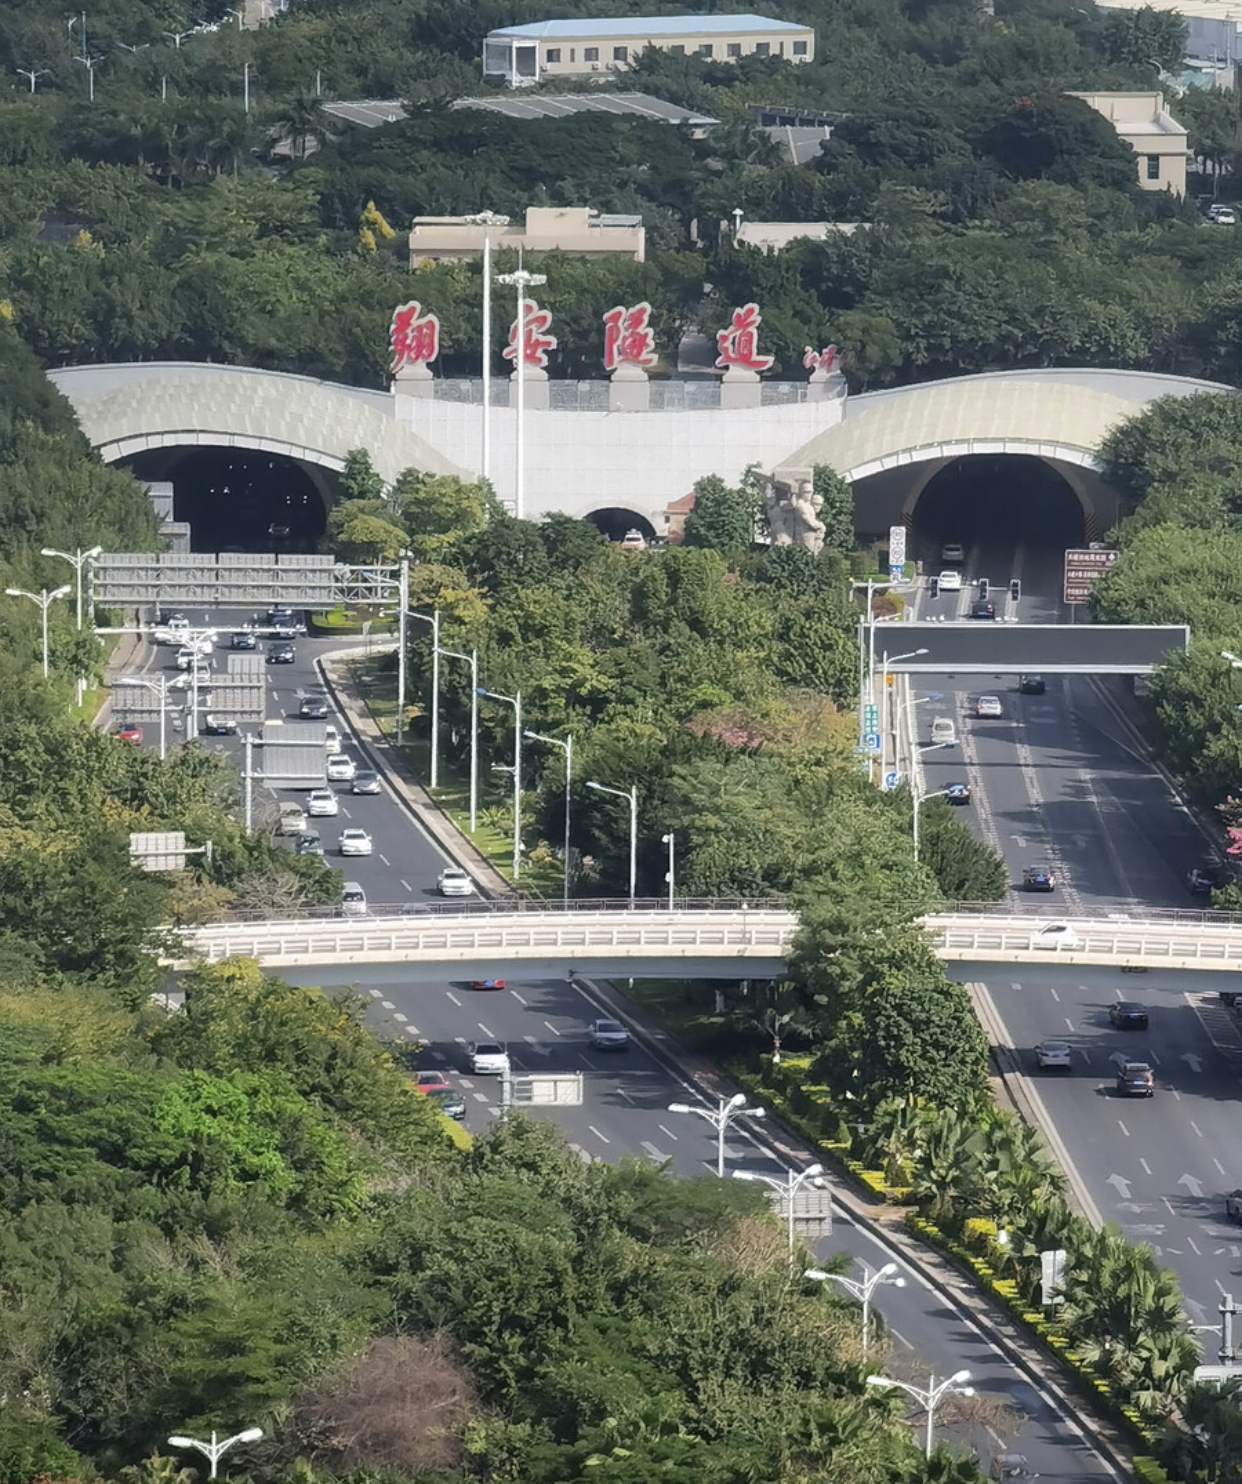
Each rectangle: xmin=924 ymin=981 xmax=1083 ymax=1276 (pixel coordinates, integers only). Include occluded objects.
xmin=669 ymin=43 xmax=685 ymax=55
xmin=613 ymin=44 xmax=628 ymax=61
xmin=1146 ymin=153 xmax=1161 ymax=180
xmin=792 ymin=39 xmax=808 ymax=55
xmin=570 ymin=48 xmax=575 ymax=61
xmin=698 ymin=42 xmax=713 ymax=55
xmin=584 ymin=46 xmax=599 ymax=60
xmin=754 ymin=41 xmax=770 ymax=56
xmin=727 ymin=42 xmax=741 ymax=56
xmin=545 ymin=47 xmax=561 ymax=62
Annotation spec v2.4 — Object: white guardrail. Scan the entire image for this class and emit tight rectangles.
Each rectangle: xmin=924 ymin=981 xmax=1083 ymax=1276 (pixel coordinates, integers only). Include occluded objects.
xmin=166 ymin=907 xmax=1242 ymax=973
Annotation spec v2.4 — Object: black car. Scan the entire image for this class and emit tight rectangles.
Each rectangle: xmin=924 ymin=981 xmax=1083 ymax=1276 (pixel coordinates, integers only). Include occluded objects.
xmin=1109 ymin=1000 xmax=1149 ymax=1030
xmin=267 ymin=642 xmax=296 ymax=664
xmin=1022 ymin=864 xmax=1055 ymax=892
xmin=201 ymin=714 xmax=239 ymax=735
xmin=299 ymin=697 xmax=329 ymax=719
xmin=943 ymin=782 xmax=971 ymax=805
xmin=426 ymin=1086 xmax=467 ymax=1121
xmin=971 ymin=599 xmax=996 ymax=620
xmin=1116 ymin=1060 xmax=1155 ymax=1098
xmin=1019 ymin=675 xmax=1046 ymax=695
xmin=1188 ymin=865 xmax=1229 ymax=895
xmin=293 ymin=830 xmax=323 ymax=856
xmin=230 ymin=630 xmax=257 ymax=650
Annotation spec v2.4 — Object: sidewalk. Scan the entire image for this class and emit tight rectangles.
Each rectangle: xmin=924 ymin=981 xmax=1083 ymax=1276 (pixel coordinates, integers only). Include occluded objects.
xmin=317 ymin=646 xmax=512 ymax=897
xmin=94 ymin=611 xmax=149 ymax=730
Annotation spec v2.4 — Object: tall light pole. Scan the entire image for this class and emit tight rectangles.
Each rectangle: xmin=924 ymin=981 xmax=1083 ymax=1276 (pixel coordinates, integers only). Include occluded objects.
xmin=402 ymin=606 xmax=440 ymax=787
xmin=118 ymin=672 xmax=176 ymax=759
xmin=167 ymin=1428 xmax=263 ymax=1480
xmin=879 ymin=647 xmax=927 ymax=786
xmin=667 ymin=1092 xmax=765 ymax=1178
xmin=866 ymin=1370 xmax=973 ymax=1459
xmin=525 ymin=728 xmax=572 ymax=904
xmin=661 ymin=831 xmax=675 ymax=908
xmin=478 ymin=686 xmax=521 ymax=879
xmin=6 ymin=585 xmax=71 ymax=677
xmin=496 ymin=265 xmax=547 ymax=520
xmin=733 ymin=1162 xmax=826 ymax=1263
xmin=439 ymin=645 xmax=478 ymax=832
xmin=463 ymin=210 xmax=510 ymax=483
xmin=806 ymin=1262 xmax=905 ymax=1354
xmin=75 ymin=52 xmax=103 ymax=101
xmin=16 ymin=66 xmax=50 ymax=91
xmin=42 ymin=545 xmax=102 ymax=630
xmin=585 ymin=779 xmax=637 ymax=905
xmin=885 ymin=692 xmax=939 ymax=790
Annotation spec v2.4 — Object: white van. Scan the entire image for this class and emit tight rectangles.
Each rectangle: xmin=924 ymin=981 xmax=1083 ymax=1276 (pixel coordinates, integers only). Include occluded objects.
xmin=931 ymin=717 xmax=957 ymax=746
xmin=341 ymin=881 xmax=367 ymax=917
xmin=278 ymin=803 xmax=308 ymax=836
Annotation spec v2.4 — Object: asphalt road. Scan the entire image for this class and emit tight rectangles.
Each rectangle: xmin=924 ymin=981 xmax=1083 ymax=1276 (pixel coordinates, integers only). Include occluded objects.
xmin=284 ymin=961 xmax=1121 ymax=1482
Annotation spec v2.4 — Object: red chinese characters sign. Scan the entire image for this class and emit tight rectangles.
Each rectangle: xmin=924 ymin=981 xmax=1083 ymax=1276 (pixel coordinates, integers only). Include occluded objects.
xmin=802 ymin=344 xmax=839 ymax=374
xmin=716 ymin=302 xmax=773 ymax=372
xmin=602 ymin=302 xmax=657 ymax=371
xmin=390 ymin=301 xmax=441 ymax=373
xmin=503 ymin=299 xmax=557 ymax=369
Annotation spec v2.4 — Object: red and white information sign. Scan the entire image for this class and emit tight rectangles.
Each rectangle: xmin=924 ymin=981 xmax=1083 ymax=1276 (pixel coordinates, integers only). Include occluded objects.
xmin=1063 ymin=547 xmax=1118 ymax=605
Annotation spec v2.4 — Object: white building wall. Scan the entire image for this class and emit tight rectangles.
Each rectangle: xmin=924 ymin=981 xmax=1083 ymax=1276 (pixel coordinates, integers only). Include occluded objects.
xmin=392 ymin=392 xmax=846 ymax=527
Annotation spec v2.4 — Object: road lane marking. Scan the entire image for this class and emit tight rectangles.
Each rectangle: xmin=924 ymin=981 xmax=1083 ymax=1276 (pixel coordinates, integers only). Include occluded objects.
xmin=641 ymin=1140 xmax=666 ymax=1161
xmin=1191 ymin=1120 xmax=1204 ymax=1139
xmin=570 ymin=1144 xmax=592 ymax=1163
xmin=1147 ymin=1050 xmax=1161 ymax=1066
xmin=1188 ymin=1237 xmax=1202 ymax=1255
xmin=400 ymin=879 xmax=412 ymax=892
xmin=1117 ymin=1120 xmax=1130 ymax=1137
xmin=1140 ymin=1159 xmax=1153 ymax=1175
xmin=1215 ymin=1158 xmax=1228 ymax=1175
xmin=1049 ymin=986 xmax=1060 ymax=1002
xmin=1064 ymin=1017 xmax=1075 ymax=1031
xmin=457 ymin=1074 xmax=473 ymax=1085
xmin=472 ymin=1091 xmax=488 ymax=1102
xmin=581 ymin=1054 xmax=598 ymax=1070
xmin=369 ymin=988 xmax=382 ymax=998
xmin=588 ymin=1125 xmax=610 ymax=1144
xmin=381 ymin=1000 xmax=394 ymax=1009
xmin=431 ymin=1050 xmax=446 ymax=1062
xmin=404 ymin=1025 xmax=421 ymax=1037
xmin=658 ymin=1123 xmax=679 ymax=1141
xmin=392 ymin=1012 xmax=407 ymax=1023
xmin=543 ymin=1020 xmax=562 ymax=1036
xmin=512 ymin=990 xmax=527 ymax=1005
xmin=379 ymin=852 xmax=390 ymax=866
xmin=446 ymin=991 xmax=461 ymax=1006
xmin=889 ymin=1327 xmax=914 ymax=1350
xmin=478 ymin=1022 xmax=494 ymax=1037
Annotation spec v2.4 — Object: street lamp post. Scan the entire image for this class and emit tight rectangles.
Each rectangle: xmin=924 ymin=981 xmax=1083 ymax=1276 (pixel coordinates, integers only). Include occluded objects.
xmin=667 ymin=1092 xmax=765 ymax=1178
xmin=118 ymin=673 xmax=176 ymax=759
xmin=886 ymin=693 xmax=940 ymax=789
xmin=167 ymin=1428 xmax=263 ymax=1480
xmin=74 ymin=52 xmax=103 ymax=101
xmin=734 ymin=1163 xmax=826 ymax=1262
xmin=866 ymin=1370 xmax=973 ymax=1459
xmin=41 ymin=545 xmax=102 ymax=630
xmin=463 ymin=210 xmax=510 ymax=483
xmin=495 ymin=266 xmax=547 ymax=520
xmin=661 ymin=831 xmax=675 ymax=908
xmin=478 ymin=686 xmax=522 ymax=879
xmin=400 ymin=607 xmax=440 ymax=786
xmin=16 ymin=66 xmax=50 ymax=91
xmin=806 ymin=1262 xmax=905 ymax=1354
xmin=6 ymin=585 xmax=71 ymax=677
xmin=879 ymin=648 xmax=928 ymax=785
xmin=585 ymin=779 xmax=637 ymax=905
xmin=439 ymin=645 xmax=478 ymax=832
xmin=525 ymin=728 xmax=572 ymax=904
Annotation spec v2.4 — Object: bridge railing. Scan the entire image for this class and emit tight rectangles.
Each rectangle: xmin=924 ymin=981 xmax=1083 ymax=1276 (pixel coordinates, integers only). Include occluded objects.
xmin=200 ymin=895 xmax=791 ymax=926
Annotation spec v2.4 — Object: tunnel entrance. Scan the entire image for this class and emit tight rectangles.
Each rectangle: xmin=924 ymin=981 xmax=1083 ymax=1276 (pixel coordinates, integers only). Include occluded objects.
xmin=123 ymin=447 xmax=332 ymax=553
xmin=910 ymin=455 xmax=1085 ymax=552
xmin=586 ymin=508 xmax=658 ymax=544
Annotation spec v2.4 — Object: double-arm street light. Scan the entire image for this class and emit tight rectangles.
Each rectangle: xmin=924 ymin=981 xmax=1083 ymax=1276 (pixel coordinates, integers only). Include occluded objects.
xmin=806 ymin=1261 xmax=905 ymax=1354
xmin=118 ymin=672 xmax=179 ymax=759
xmin=438 ymin=644 xmax=478 ymax=832
xmin=167 ymin=1427 xmax=263 ymax=1479
xmin=41 ymin=545 xmax=102 ymax=629
xmin=525 ymin=728 xmax=572 ymax=903
xmin=667 ymin=1092 xmax=765 ymax=1178
xmin=585 ymin=779 xmax=637 ymax=905
xmin=878 ymin=648 xmax=928 ymax=784
xmin=734 ymin=1162 xmax=825 ymax=1261
xmin=478 ymin=686 xmax=521 ymax=879
xmin=866 ymin=1369 xmax=973 ymax=1459
xmin=6 ymin=585 xmax=71 ymax=677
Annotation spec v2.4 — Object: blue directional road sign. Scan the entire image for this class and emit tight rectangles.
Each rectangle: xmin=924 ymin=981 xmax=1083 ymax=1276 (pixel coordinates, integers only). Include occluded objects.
xmin=865 ymin=732 xmax=881 ymax=751
xmin=884 ymin=772 xmax=899 ymax=789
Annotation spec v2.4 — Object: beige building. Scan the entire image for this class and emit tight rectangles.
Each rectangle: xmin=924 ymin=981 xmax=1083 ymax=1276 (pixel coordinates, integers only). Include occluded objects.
xmin=409 ymin=207 xmax=645 ymax=265
xmin=482 ymin=14 xmax=814 ymax=88
xmin=1067 ymin=91 xmax=1188 ymax=196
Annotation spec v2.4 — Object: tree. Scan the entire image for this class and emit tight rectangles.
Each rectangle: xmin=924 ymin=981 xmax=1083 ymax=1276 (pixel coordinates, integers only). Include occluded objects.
xmin=812 ymin=464 xmax=855 ymax=555
xmin=338 ymin=447 xmax=386 ymax=503
xmin=682 ymin=474 xmax=760 ymax=556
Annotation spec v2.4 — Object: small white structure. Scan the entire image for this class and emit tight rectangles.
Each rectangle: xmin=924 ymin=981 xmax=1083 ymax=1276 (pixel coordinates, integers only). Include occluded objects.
xmin=482 ymin=13 xmax=814 ymax=87
xmin=410 ymin=207 xmax=645 ymax=265
xmin=1067 ymin=90 xmax=1188 ymax=195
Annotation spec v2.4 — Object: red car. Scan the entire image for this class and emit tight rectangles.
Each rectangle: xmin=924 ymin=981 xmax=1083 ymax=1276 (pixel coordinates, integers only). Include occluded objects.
xmin=116 ymin=723 xmax=143 ymax=744
xmin=471 ymin=978 xmax=506 ymax=991
xmin=413 ymin=1070 xmax=450 ymax=1095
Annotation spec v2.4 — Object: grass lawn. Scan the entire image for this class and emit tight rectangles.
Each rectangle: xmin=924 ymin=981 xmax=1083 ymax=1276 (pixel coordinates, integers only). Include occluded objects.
xmin=350 ymin=657 xmax=563 ymax=898
xmin=621 ymin=977 xmax=746 ymax=1056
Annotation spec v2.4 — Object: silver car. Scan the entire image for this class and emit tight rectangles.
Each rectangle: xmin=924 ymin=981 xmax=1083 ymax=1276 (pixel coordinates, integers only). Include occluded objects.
xmin=589 ymin=1018 xmax=630 ymax=1050
xmin=438 ymin=867 xmax=474 ymax=897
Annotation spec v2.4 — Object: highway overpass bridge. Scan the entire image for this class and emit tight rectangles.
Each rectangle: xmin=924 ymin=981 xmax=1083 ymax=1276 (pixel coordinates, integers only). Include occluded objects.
xmin=48 ymin=362 xmax=1228 ymax=542
xmin=166 ymin=902 xmax=1242 ymax=976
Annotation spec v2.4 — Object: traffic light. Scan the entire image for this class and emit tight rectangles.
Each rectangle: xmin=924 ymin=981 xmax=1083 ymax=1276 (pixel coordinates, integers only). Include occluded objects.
xmin=1010 ymin=579 xmax=1021 ymax=602
xmin=977 ymin=578 xmax=989 ymax=599
xmin=929 ymin=577 xmax=939 ymax=598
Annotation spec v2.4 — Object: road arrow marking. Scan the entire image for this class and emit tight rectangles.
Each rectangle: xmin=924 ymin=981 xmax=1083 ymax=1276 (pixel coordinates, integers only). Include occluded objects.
xmin=1106 ymin=1173 xmax=1132 ymax=1199
xmin=1178 ymin=1174 xmax=1205 ymax=1199
xmin=523 ymin=1041 xmax=554 ymax=1058
xmin=1181 ymin=1052 xmax=1203 ymax=1073
xmin=1110 ymin=1051 xmax=1128 ymax=1069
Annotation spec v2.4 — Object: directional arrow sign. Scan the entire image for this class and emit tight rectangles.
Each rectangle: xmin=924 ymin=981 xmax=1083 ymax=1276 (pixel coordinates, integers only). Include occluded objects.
xmin=1106 ymin=1173 xmax=1132 ymax=1200
xmin=523 ymin=1041 xmax=554 ymax=1058
xmin=1179 ymin=1173 xmax=1205 ymax=1199
xmin=1109 ymin=1051 xmax=1129 ymax=1069
xmin=1181 ymin=1052 xmax=1203 ymax=1073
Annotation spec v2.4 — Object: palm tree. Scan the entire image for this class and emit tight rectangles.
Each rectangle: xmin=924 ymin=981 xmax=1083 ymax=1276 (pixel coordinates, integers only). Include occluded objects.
xmin=862 ymin=1096 xmax=927 ymax=1186
xmin=910 ymin=1109 xmax=984 ymax=1227
xmin=268 ymin=91 xmax=339 ymax=161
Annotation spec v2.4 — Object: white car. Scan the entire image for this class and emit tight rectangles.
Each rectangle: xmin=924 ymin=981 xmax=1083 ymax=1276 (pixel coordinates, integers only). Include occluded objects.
xmin=278 ymin=803 xmax=308 ymax=836
xmin=326 ymin=753 xmax=357 ymax=782
xmin=438 ymin=867 xmax=475 ymax=897
xmin=1208 ymin=205 xmax=1237 ymax=225
xmin=307 ymin=788 xmax=339 ymax=817
xmin=324 ymin=725 xmax=342 ymax=753
xmin=1030 ymin=922 xmax=1080 ymax=951
xmin=338 ymin=828 xmax=373 ymax=856
xmin=931 ymin=717 xmax=958 ymax=746
xmin=937 ymin=569 xmax=962 ymax=592
xmin=589 ymin=1018 xmax=630 ymax=1050
xmin=1035 ymin=1039 xmax=1072 ymax=1069
xmin=975 ymin=695 xmax=1003 ymax=718
xmin=468 ymin=1040 xmax=509 ymax=1075
xmin=940 ymin=542 xmax=965 ymax=563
